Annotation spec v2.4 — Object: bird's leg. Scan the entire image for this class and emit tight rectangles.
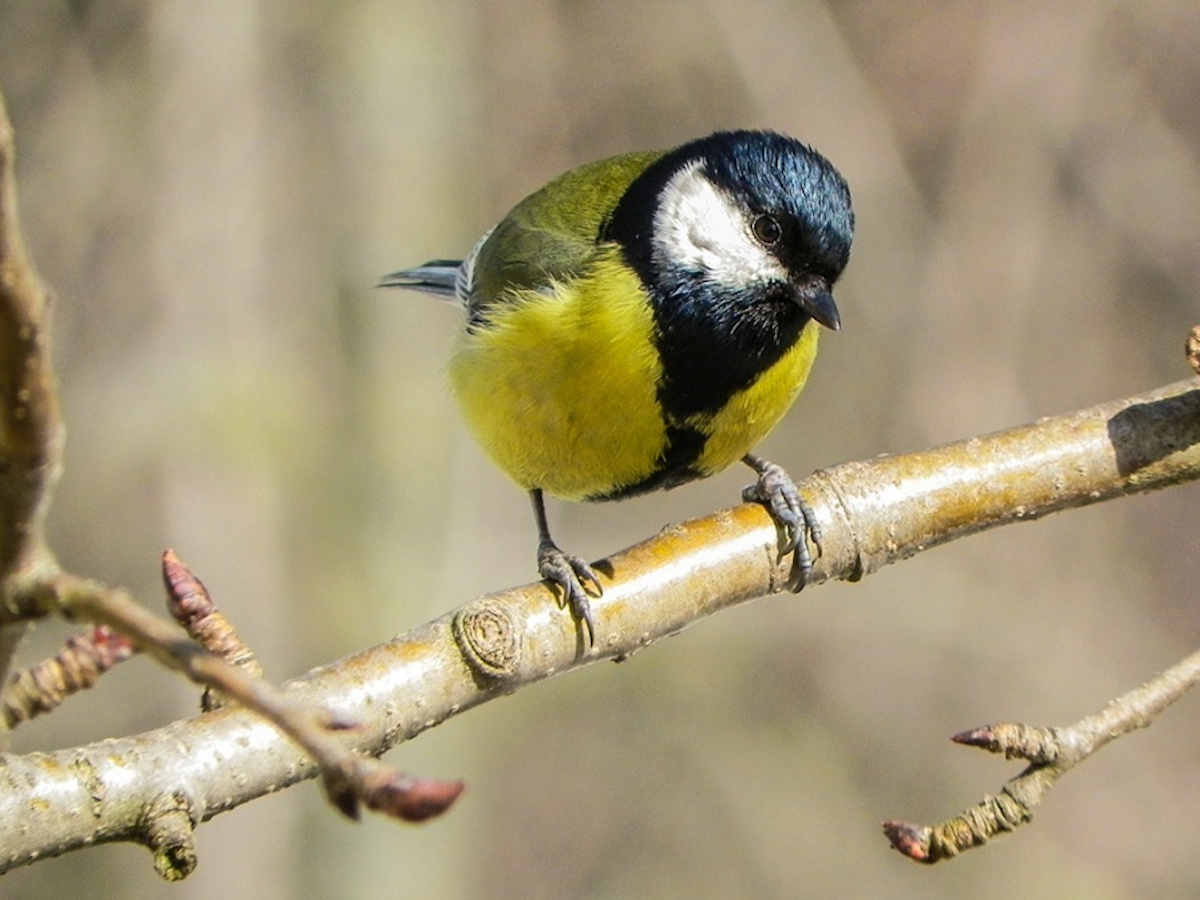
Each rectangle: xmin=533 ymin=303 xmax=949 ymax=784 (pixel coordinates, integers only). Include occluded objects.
xmin=530 ymin=489 xmax=600 ymax=645
xmin=741 ymin=454 xmax=821 ymax=590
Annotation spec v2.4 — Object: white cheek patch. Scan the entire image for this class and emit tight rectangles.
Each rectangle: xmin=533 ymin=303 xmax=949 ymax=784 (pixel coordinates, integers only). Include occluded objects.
xmin=652 ymin=162 xmax=787 ymax=286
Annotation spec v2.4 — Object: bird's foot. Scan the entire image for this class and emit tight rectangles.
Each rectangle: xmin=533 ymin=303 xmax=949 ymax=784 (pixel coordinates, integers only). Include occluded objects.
xmin=537 ymin=539 xmax=601 ymax=645
xmin=742 ymin=455 xmax=821 ymax=591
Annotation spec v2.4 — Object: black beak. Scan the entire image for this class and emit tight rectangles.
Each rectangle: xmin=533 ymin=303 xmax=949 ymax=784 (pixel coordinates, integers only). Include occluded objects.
xmin=795 ymin=280 xmax=841 ymax=331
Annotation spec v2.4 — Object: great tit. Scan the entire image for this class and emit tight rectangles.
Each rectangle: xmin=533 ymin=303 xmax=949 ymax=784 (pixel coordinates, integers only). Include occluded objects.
xmin=381 ymin=130 xmax=853 ymax=646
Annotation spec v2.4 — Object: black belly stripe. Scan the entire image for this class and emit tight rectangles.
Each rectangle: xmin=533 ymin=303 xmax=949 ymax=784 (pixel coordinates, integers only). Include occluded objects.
xmin=586 ymin=283 xmax=807 ymax=503
xmin=588 ymin=424 xmax=708 ymax=501
xmin=652 ymin=282 xmax=807 ymax=420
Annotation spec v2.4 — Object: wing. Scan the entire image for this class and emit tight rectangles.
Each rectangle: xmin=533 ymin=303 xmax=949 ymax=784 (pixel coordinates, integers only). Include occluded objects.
xmin=464 ymin=150 xmax=663 ymax=321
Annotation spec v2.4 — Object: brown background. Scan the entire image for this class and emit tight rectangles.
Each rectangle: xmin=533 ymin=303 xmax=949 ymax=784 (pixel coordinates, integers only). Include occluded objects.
xmin=2 ymin=1 xmax=1199 ymax=898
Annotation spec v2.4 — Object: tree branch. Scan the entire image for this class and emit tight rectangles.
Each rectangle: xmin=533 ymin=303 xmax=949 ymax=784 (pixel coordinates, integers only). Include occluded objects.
xmin=804 ymin=378 xmax=1200 ymax=585
xmin=0 ymin=376 xmax=1196 ymax=874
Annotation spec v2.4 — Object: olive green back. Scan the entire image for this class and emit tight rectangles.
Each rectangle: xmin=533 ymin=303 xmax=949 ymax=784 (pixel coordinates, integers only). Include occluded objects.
xmin=467 ymin=150 xmax=664 ymax=313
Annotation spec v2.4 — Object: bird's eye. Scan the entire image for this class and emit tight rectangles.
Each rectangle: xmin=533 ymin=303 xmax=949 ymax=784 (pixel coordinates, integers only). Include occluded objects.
xmin=751 ymin=214 xmax=782 ymax=246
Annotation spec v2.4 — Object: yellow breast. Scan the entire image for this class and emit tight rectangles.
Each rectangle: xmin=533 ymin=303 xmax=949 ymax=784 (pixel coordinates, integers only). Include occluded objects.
xmin=449 ymin=250 xmax=667 ymax=500
xmin=686 ymin=324 xmax=819 ymax=476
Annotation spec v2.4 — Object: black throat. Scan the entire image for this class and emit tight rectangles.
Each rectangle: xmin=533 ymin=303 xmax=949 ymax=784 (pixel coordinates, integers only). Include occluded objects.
xmin=648 ymin=269 xmax=807 ymax=421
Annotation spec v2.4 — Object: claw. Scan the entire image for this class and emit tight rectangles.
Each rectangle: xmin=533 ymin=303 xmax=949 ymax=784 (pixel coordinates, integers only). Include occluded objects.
xmin=741 ymin=454 xmax=822 ymax=590
xmin=529 ymin=489 xmax=600 ymax=646
xmin=537 ymin=539 xmax=600 ymax=645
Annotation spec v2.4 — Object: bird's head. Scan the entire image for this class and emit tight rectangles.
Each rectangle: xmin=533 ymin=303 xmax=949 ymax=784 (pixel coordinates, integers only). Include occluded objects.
xmin=607 ymin=130 xmax=853 ymax=334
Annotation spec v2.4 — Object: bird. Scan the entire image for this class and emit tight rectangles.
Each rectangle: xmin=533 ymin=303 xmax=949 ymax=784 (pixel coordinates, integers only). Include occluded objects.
xmin=380 ymin=130 xmax=853 ymax=646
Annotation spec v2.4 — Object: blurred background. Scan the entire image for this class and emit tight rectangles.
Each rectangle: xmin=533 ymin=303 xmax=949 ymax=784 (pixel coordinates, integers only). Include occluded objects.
xmin=2 ymin=0 xmax=1199 ymax=897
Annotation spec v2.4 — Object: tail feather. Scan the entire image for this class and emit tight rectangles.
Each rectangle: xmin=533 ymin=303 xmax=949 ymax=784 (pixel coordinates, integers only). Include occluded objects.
xmin=378 ymin=260 xmax=463 ymax=298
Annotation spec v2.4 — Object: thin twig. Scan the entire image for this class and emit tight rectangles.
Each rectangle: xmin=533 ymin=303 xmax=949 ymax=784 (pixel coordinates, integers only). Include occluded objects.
xmin=35 ymin=572 xmax=463 ymax=824
xmin=883 ymin=647 xmax=1200 ymax=862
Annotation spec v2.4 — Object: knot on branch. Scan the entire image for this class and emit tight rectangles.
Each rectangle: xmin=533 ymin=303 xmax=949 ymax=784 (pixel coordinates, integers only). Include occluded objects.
xmin=453 ymin=602 xmax=520 ymax=679
xmin=139 ymin=791 xmax=199 ymax=881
